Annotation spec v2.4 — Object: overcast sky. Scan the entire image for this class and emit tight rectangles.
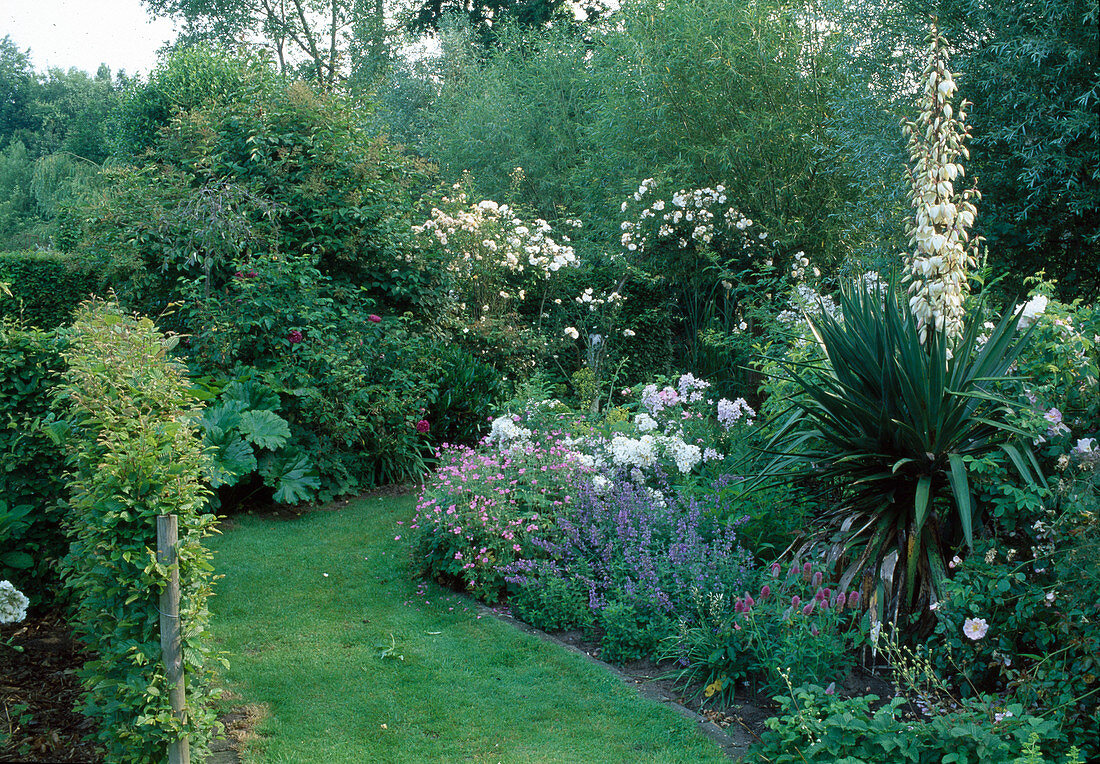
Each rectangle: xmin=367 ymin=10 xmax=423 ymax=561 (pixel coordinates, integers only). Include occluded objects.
xmin=2 ymin=0 xmax=179 ymax=77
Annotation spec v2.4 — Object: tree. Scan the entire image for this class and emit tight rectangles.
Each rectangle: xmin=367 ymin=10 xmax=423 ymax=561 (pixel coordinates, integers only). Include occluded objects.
xmin=142 ymin=0 xmax=396 ymax=90
xmin=0 ymin=37 xmax=39 ymax=150
xmin=825 ymin=0 xmax=1099 ymax=299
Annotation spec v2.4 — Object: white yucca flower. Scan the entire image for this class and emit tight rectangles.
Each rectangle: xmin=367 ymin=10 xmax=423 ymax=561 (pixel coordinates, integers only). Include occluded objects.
xmin=901 ymin=27 xmax=982 ymax=345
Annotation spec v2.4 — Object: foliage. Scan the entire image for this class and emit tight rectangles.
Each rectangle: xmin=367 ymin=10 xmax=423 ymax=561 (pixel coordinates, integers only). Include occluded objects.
xmin=753 ymin=682 xmax=1076 ymax=763
xmin=764 ymin=280 xmax=1044 ymax=623
xmin=153 ymin=75 xmax=429 ymax=287
xmin=141 ymin=1 xmax=396 ymax=90
xmin=663 ymin=559 xmax=866 ymax=702
xmin=930 ymin=508 xmax=1100 ymax=757
xmin=826 ymin=0 xmax=1100 ymax=300
xmin=0 ymin=323 xmax=67 ymax=604
xmin=112 ymin=44 xmax=272 ymax=158
xmin=0 ymin=251 xmax=106 ymax=328
xmin=196 ymin=376 xmax=321 ymax=505
xmin=55 ymin=299 xmax=221 ymax=763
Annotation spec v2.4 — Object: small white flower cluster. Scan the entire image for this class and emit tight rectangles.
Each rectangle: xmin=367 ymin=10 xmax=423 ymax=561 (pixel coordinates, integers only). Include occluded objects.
xmin=634 ymin=413 xmax=659 ymax=432
xmin=484 ymin=416 xmax=532 ymax=450
xmin=776 ymin=283 xmax=840 ymax=325
xmin=901 ymin=29 xmax=981 ymax=344
xmin=640 ymin=373 xmax=712 ymax=414
xmin=606 ymin=433 xmax=702 ymax=474
xmin=0 ymin=580 xmax=29 ymax=625
xmin=618 ymin=179 xmax=771 ymax=258
xmin=717 ymin=397 xmax=756 ymax=428
xmin=575 ymin=287 xmax=625 ymax=312
xmin=414 ymin=189 xmax=580 ymax=283
xmin=788 ymin=251 xmax=819 ymax=281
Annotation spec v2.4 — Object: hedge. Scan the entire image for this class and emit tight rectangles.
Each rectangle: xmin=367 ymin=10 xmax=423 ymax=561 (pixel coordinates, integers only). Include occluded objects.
xmin=0 ymin=251 xmax=105 ymax=329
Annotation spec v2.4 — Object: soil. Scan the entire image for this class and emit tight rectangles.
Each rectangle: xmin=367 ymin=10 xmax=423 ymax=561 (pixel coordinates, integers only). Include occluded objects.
xmin=0 ymin=610 xmax=102 ymax=763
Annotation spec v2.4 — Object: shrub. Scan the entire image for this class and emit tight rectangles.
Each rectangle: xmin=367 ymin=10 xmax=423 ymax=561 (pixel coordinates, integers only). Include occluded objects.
xmin=56 ymin=299 xmax=221 ymax=763
xmin=764 ymin=280 xmax=1043 ymax=622
xmin=930 ymin=516 xmax=1100 ymax=756
xmin=754 ymin=683 xmax=1076 ymax=763
xmin=0 ymin=322 xmax=67 ymax=604
xmin=413 ymin=432 xmax=585 ymax=601
xmin=0 ymin=251 xmax=105 ymax=328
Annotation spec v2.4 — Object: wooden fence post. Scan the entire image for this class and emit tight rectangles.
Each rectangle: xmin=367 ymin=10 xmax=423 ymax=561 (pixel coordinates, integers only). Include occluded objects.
xmin=158 ymin=514 xmax=190 ymax=764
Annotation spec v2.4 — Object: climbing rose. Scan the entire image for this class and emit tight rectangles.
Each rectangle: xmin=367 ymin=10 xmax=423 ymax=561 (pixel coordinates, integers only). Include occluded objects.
xmin=963 ymin=617 xmax=989 ymax=640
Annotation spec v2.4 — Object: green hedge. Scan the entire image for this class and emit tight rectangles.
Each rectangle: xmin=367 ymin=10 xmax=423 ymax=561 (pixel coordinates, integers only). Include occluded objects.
xmin=0 ymin=323 xmax=67 ymax=605
xmin=58 ymin=299 xmax=221 ymax=762
xmin=0 ymin=251 xmax=106 ymax=329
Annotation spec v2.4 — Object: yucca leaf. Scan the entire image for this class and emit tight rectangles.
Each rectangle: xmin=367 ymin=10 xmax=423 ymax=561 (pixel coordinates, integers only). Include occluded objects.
xmin=946 ymin=453 xmax=973 ymax=548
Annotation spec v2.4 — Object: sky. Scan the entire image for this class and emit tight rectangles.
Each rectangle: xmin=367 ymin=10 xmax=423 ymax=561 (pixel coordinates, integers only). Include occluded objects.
xmin=2 ymin=0 xmax=179 ymax=77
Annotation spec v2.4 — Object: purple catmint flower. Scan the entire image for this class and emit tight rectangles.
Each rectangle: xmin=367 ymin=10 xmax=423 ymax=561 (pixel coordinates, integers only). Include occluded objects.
xmin=802 ymin=601 xmax=815 ymax=616
xmin=803 ymin=561 xmax=813 ymax=577
xmin=760 ymin=584 xmax=771 ymax=599
xmin=848 ymin=591 xmax=860 ymax=608
xmin=812 ymin=571 xmax=823 ymax=587
xmin=791 ymin=595 xmax=801 ymax=608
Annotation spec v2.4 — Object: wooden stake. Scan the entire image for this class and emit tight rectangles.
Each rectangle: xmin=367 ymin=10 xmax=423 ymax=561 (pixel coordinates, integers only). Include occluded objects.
xmin=158 ymin=514 xmax=190 ymax=764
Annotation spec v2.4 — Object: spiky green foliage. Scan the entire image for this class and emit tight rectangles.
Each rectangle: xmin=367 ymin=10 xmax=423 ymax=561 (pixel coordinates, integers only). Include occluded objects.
xmin=765 ymin=281 xmax=1045 ymax=623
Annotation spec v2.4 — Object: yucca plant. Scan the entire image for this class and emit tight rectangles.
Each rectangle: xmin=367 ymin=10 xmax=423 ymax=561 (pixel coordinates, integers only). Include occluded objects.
xmin=763 ymin=279 xmax=1045 ymax=624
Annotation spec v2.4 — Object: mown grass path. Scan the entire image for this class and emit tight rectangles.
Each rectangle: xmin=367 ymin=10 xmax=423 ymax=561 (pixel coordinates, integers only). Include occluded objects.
xmin=209 ymin=493 xmax=729 ymax=763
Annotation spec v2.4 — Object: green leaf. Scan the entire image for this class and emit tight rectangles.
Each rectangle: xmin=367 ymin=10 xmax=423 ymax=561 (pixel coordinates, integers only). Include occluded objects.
xmin=262 ymin=451 xmax=321 ymax=505
xmin=946 ymin=454 xmax=973 ymax=548
xmin=1 ymin=550 xmax=34 ymax=569
xmin=204 ymin=433 xmax=257 ymax=488
xmin=913 ymin=475 xmax=932 ymax=534
xmin=237 ymin=410 xmax=290 ymax=451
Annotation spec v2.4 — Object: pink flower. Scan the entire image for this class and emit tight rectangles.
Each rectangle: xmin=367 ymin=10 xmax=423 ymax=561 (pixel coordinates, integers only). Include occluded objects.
xmin=288 ymin=329 xmax=303 ymax=344
xmin=368 ymin=314 xmax=382 ymax=323
xmin=416 ymin=419 xmax=431 ymax=434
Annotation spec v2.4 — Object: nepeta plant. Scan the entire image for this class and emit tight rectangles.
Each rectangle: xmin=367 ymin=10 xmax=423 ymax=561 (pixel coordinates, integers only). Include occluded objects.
xmin=504 ymin=479 xmax=752 ymax=661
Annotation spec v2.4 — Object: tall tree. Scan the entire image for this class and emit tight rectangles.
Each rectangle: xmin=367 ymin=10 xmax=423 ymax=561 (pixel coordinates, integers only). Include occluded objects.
xmin=141 ymin=0 xmax=395 ymax=90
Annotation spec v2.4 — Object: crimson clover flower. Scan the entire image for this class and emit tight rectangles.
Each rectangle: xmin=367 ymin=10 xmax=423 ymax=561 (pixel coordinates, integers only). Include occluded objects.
xmin=368 ymin=314 xmax=382 ymax=323
xmin=288 ymin=329 xmax=303 ymax=344
xmin=416 ymin=419 xmax=431 ymax=434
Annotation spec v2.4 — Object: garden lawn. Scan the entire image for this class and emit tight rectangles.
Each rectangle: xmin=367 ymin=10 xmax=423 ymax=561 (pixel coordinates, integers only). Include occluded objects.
xmin=210 ymin=493 xmax=729 ymax=763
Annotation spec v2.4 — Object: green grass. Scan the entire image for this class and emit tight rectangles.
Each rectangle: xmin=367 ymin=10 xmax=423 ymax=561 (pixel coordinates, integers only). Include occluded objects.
xmin=209 ymin=493 xmax=729 ymax=763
